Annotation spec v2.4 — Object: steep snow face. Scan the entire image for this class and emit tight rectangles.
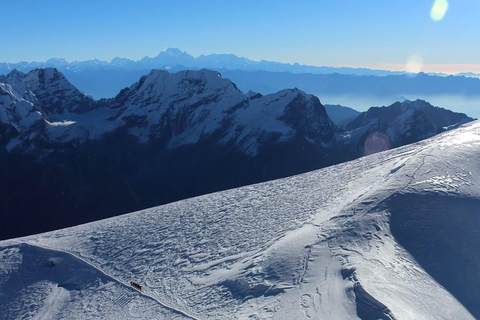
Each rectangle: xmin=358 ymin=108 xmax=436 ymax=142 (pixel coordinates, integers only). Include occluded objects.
xmin=280 ymin=90 xmax=336 ymax=142
xmin=19 ymin=68 xmax=96 ymax=116
xmin=4 ymin=69 xmax=39 ymax=104
xmin=104 ymin=69 xmax=336 ymax=154
xmin=0 ymin=82 xmax=43 ymax=146
xmin=111 ymin=69 xmax=247 ymax=145
xmin=2 ymin=121 xmax=480 ymax=319
xmin=224 ymin=88 xmax=336 ymax=155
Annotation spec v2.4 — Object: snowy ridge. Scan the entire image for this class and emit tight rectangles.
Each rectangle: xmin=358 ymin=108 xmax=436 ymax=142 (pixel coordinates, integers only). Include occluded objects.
xmin=342 ymin=99 xmax=474 ymax=156
xmin=108 ymin=69 xmax=335 ymax=154
xmin=112 ymin=69 xmax=248 ymax=145
xmin=0 ymin=68 xmax=471 ymax=158
xmin=2 ymin=121 xmax=480 ymax=319
xmin=1 ymin=68 xmax=337 ymax=156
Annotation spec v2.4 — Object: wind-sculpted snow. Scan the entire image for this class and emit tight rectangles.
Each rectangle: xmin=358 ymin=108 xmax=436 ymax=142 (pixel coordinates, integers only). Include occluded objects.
xmin=0 ymin=244 xmax=190 ymax=320
xmin=2 ymin=121 xmax=480 ymax=319
xmin=15 ymin=158 xmax=366 ymax=318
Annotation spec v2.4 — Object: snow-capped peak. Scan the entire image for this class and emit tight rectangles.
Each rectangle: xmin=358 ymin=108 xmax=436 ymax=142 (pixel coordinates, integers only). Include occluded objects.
xmin=20 ymin=68 xmax=95 ymax=116
xmin=130 ymin=68 xmax=240 ymax=100
xmin=5 ymin=69 xmax=26 ymax=87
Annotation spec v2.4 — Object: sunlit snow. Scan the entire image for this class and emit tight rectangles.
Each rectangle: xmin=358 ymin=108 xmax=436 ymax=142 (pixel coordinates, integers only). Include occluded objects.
xmin=1 ymin=121 xmax=480 ymax=319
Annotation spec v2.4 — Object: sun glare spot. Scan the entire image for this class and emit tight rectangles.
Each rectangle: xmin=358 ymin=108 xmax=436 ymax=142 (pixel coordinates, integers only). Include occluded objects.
xmin=405 ymin=54 xmax=424 ymax=74
xmin=430 ymin=0 xmax=449 ymax=21
xmin=364 ymin=132 xmax=390 ymax=156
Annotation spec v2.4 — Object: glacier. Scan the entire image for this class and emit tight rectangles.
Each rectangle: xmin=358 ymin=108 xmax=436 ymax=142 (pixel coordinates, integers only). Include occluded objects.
xmin=1 ymin=116 xmax=480 ymax=318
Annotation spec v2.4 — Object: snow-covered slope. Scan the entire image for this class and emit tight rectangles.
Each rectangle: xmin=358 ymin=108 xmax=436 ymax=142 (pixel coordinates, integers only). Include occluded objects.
xmin=0 ymin=68 xmax=474 ymax=243
xmin=2 ymin=120 xmax=480 ymax=319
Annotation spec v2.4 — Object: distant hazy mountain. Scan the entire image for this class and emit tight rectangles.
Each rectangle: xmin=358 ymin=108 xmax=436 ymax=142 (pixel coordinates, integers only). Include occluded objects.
xmin=0 ymin=47 xmax=408 ymax=100
xmin=0 ymin=48 xmax=404 ymax=77
xmin=219 ymin=69 xmax=480 ymax=98
xmin=2 ymin=49 xmax=480 ymax=120
xmin=457 ymin=72 xmax=480 ymax=79
xmin=324 ymin=104 xmax=360 ymax=127
xmin=0 ymin=68 xmax=473 ymax=240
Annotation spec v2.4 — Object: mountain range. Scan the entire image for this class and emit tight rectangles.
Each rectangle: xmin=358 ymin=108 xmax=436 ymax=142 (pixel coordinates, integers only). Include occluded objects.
xmin=0 ymin=48 xmax=406 ymax=77
xmin=0 ymin=67 xmax=473 ymax=240
xmin=2 ymin=49 xmax=480 ymax=122
xmin=1 ymin=118 xmax=479 ymax=319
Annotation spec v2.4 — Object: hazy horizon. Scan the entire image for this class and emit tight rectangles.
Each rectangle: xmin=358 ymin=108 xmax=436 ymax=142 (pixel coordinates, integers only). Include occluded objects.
xmin=3 ymin=47 xmax=480 ymax=76
xmin=2 ymin=0 xmax=480 ymax=74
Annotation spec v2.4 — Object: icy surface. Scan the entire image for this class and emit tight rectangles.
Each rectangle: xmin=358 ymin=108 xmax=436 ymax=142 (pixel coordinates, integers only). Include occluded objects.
xmin=2 ymin=121 xmax=480 ymax=319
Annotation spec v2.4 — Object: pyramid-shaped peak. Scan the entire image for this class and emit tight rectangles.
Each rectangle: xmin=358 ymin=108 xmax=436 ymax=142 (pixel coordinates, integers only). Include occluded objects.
xmin=6 ymin=69 xmax=26 ymax=84
xmin=7 ymin=69 xmax=26 ymax=77
xmin=21 ymin=68 xmax=95 ymax=115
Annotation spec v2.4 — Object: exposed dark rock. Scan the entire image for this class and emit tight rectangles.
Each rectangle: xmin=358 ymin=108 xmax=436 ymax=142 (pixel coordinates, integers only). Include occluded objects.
xmin=354 ymin=282 xmax=396 ymax=320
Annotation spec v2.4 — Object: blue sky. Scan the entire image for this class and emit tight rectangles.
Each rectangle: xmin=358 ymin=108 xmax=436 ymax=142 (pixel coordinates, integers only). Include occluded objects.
xmin=2 ymin=0 xmax=480 ymax=73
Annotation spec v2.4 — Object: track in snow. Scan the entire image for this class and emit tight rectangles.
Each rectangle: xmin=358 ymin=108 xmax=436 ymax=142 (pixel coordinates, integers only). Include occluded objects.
xmin=22 ymin=244 xmax=198 ymax=320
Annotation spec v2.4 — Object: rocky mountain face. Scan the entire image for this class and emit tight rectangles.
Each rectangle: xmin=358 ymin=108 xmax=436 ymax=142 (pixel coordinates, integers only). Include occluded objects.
xmin=0 ymin=68 xmax=473 ymax=240
xmin=0 ymin=82 xmax=44 ymax=149
xmin=5 ymin=68 xmax=95 ymax=116
xmin=343 ymin=99 xmax=473 ymax=156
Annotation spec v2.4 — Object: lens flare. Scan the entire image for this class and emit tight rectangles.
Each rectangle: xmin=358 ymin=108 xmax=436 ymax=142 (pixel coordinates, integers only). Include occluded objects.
xmin=364 ymin=132 xmax=390 ymax=156
xmin=405 ymin=54 xmax=424 ymax=74
xmin=430 ymin=0 xmax=449 ymax=21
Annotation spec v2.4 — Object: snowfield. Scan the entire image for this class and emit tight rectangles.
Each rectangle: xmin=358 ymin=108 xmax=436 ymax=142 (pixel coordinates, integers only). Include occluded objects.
xmin=1 ymin=120 xmax=480 ymax=319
